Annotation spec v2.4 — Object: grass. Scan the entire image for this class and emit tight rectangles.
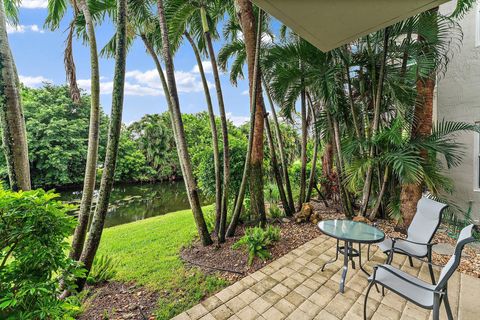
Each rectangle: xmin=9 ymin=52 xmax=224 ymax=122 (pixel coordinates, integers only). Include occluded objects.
xmin=95 ymin=205 xmax=229 ymax=319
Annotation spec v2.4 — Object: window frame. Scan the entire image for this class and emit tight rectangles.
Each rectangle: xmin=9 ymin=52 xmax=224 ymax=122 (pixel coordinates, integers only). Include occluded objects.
xmin=475 ymin=121 xmax=480 ymax=192
xmin=476 ymin=3 xmax=480 ymax=47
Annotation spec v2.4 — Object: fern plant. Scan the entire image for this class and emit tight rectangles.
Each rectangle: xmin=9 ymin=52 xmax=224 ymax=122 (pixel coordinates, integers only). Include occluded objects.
xmin=87 ymin=255 xmax=118 ymax=285
xmin=232 ymin=226 xmax=281 ymax=266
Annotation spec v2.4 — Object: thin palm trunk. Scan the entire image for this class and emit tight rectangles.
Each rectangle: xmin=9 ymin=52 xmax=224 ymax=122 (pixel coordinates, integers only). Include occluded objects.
xmin=157 ymin=0 xmax=212 ymax=246
xmin=70 ymin=0 xmax=101 ymax=261
xmin=77 ymin=0 xmax=127 ymax=291
xmin=0 ymin=0 xmax=31 ymax=191
xmin=184 ymin=31 xmax=222 ymax=238
xmin=64 ymin=17 xmax=81 ymax=104
xmin=298 ymin=87 xmax=307 ymax=209
xmin=227 ymin=6 xmax=263 ymax=237
xmin=264 ymin=110 xmax=289 ymax=216
xmin=305 ymin=104 xmax=319 ymax=203
xmin=202 ymin=22 xmax=230 ymax=243
xmin=360 ymin=28 xmax=389 ymax=216
xmin=401 ymin=8 xmax=438 ymax=228
xmin=263 ymin=79 xmax=294 ymax=216
xmin=369 ymin=166 xmax=389 ymax=220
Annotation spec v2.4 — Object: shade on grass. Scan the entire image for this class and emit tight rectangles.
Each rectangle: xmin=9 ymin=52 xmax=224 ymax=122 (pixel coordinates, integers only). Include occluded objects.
xmin=95 ymin=205 xmax=228 ymax=319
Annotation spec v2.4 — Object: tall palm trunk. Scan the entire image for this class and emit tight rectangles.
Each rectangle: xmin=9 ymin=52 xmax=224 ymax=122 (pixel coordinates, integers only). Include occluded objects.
xmin=235 ymin=0 xmax=266 ymax=226
xmin=157 ymin=0 xmax=212 ymax=246
xmin=298 ymin=88 xmax=307 ymax=209
xmin=77 ymin=0 xmax=127 ymax=291
xmin=263 ymin=79 xmax=294 ymax=216
xmin=227 ymin=6 xmax=263 ymax=237
xmin=360 ymin=28 xmax=389 ymax=216
xmin=0 ymin=0 xmax=31 ymax=191
xmin=201 ymin=9 xmax=230 ymax=243
xmin=401 ymin=8 xmax=438 ymax=228
xmin=64 ymin=17 xmax=81 ymax=104
xmin=305 ymin=103 xmax=319 ymax=203
xmin=184 ymin=31 xmax=222 ymax=238
xmin=70 ymin=0 xmax=101 ymax=260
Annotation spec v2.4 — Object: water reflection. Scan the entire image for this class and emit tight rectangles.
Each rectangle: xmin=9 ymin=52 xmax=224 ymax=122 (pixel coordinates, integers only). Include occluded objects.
xmin=59 ymin=181 xmax=210 ymax=228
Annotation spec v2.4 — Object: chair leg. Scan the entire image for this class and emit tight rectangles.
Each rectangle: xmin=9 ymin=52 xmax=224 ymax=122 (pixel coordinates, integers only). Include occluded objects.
xmin=408 ymin=256 xmax=414 ymax=267
xmin=432 ymin=294 xmax=440 ymax=320
xmin=364 ymin=281 xmax=375 ymax=320
xmin=444 ymin=293 xmax=454 ymax=320
xmin=428 ymin=249 xmax=436 ymax=285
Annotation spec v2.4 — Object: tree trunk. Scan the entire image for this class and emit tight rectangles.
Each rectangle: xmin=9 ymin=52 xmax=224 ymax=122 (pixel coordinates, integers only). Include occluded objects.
xmin=157 ymin=0 xmax=212 ymax=245
xmin=184 ymin=31 xmax=222 ymax=238
xmin=369 ymin=166 xmax=389 ymax=220
xmin=235 ymin=0 xmax=265 ymax=226
xmin=360 ymin=28 xmax=389 ymax=216
xmin=64 ymin=17 xmax=81 ymax=104
xmin=227 ymin=5 xmax=263 ymax=237
xmin=264 ymin=111 xmax=289 ymax=217
xmin=298 ymin=88 xmax=307 ymax=209
xmin=305 ymin=104 xmax=319 ymax=203
xmin=263 ymin=79 xmax=295 ymax=215
xmin=203 ymin=23 xmax=230 ymax=243
xmin=77 ymin=0 xmax=127 ymax=291
xmin=400 ymin=8 xmax=438 ymax=228
xmin=70 ymin=0 xmax=101 ymax=261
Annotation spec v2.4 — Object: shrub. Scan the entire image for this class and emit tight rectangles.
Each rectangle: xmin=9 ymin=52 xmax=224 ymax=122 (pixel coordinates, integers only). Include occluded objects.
xmin=232 ymin=226 xmax=281 ymax=266
xmin=87 ymin=255 xmax=118 ymax=285
xmin=0 ymin=188 xmax=83 ymax=319
xmin=268 ymin=203 xmax=284 ymax=219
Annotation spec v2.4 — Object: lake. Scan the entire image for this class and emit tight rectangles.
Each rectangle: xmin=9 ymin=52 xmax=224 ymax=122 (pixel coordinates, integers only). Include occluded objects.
xmin=59 ymin=181 xmax=209 ymax=228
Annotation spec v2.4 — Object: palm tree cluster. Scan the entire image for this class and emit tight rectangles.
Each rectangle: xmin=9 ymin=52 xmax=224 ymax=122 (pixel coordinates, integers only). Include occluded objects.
xmin=1 ymin=0 xmax=478 ymax=295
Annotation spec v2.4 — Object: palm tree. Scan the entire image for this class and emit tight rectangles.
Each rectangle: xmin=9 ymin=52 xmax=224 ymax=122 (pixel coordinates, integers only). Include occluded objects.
xmin=77 ymin=0 xmax=128 ymax=290
xmin=157 ymin=0 xmax=212 ymax=246
xmin=0 ymin=0 xmax=31 ymax=191
xmin=69 ymin=0 xmax=102 ymax=261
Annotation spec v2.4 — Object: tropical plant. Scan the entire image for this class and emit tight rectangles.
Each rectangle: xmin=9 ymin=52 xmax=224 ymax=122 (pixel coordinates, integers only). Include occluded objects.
xmin=232 ymin=225 xmax=280 ymax=266
xmin=87 ymin=255 xmax=117 ymax=285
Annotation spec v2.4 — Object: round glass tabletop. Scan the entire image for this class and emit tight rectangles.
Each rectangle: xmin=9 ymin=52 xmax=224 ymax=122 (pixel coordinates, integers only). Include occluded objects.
xmin=317 ymin=219 xmax=385 ymax=243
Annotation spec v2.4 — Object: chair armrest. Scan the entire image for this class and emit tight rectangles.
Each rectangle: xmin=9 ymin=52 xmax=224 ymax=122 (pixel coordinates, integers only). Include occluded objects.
xmin=374 ymin=264 xmax=444 ymax=294
xmin=392 ymin=237 xmax=437 ymax=247
xmin=407 ymin=254 xmax=445 ymax=268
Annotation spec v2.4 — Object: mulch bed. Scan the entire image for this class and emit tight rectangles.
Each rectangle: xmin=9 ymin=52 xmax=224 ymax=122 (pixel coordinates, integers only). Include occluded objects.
xmin=78 ymin=282 xmax=158 ymax=320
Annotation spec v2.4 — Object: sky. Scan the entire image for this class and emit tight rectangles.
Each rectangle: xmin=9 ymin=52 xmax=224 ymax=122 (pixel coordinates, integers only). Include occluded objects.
xmin=7 ymin=0 xmax=253 ymax=125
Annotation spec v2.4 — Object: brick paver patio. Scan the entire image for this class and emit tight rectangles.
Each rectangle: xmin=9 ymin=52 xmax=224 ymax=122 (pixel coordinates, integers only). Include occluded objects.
xmin=173 ymin=235 xmax=480 ymax=320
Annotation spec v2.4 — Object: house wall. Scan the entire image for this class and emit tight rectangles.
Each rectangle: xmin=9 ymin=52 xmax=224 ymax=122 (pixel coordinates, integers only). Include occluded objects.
xmin=437 ymin=1 xmax=480 ymax=219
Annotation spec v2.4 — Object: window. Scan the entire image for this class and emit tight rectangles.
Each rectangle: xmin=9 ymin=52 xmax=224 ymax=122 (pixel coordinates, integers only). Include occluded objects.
xmin=477 ymin=3 xmax=480 ymax=47
xmin=475 ymin=122 xmax=480 ymax=191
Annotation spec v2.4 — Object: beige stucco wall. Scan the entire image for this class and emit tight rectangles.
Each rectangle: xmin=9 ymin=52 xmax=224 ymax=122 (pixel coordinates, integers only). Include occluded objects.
xmin=437 ymin=1 xmax=480 ymax=219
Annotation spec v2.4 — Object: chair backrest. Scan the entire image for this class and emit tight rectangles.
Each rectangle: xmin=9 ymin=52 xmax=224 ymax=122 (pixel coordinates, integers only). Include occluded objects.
xmin=407 ymin=196 xmax=448 ymax=244
xmin=436 ymin=224 xmax=476 ymax=290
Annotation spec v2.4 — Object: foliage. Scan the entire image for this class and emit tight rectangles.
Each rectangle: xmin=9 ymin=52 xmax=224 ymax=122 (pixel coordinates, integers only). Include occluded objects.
xmin=87 ymin=255 xmax=118 ymax=285
xmin=268 ymin=203 xmax=284 ymax=219
xmin=94 ymin=205 xmax=228 ymax=320
xmin=232 ymin=226 xmax=281 ymax=266
xmin=0 ymin=188 xmax=83 ymax=319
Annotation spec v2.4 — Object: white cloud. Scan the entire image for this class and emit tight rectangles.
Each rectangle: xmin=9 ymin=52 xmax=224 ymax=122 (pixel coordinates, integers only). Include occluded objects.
xmin=19 ymin=75 xmax=52 ymax=87
xmin=6 ymin=24 xmax=44 ymax=34
xmin=191 ymin=61 xmax=213 ymax=74
xmin=241 ymin=90 xmax=249 ymax=96
xmin=227 ymin=112 xmax=249 ymax=127
xmin=20 ymin=0 xmax=48 ymax=8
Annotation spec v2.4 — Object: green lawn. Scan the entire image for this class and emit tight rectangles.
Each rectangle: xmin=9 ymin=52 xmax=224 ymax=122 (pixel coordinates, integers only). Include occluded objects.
xmin=95 ymin=205 xmax=229 ymax=319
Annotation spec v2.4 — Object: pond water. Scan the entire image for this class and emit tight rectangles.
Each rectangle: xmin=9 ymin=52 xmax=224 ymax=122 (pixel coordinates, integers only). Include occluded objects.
xmin=59 ymin=181 xmax=209 ymax=228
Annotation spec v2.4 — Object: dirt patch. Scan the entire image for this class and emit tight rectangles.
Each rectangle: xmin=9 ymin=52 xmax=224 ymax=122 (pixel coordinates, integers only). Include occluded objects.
xmin=79 ymin=282 xmax=158 ymax=320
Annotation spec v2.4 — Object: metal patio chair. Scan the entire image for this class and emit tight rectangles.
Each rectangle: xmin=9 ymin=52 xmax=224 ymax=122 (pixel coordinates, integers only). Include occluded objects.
xmin=364 ymin=224 xmax=476 ymax=320
xmin=377 ymin=196 xmax=448 ymax=284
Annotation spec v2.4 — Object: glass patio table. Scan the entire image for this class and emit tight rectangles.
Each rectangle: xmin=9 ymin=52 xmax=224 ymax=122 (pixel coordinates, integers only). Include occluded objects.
xmin=317 ymin=219 xmax=385 ymax=293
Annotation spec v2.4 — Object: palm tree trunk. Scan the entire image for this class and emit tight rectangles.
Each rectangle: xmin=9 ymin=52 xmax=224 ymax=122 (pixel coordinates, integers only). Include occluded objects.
xmin=305 ymin=104 xmax=319 ymax=203
xmin=184 ymin=31 xmax=222 ymax=238
xmin=77 ymin=0 xmax=127 ymax=291
xmin=157 ymin=0 xmax=212 ymax=246
xmin=203 ymin=22 xmax=230 ymax=243
xmin=263 ymin=79 xmax=294 ymax=215
xmin=400 ymin=7 xmax=438 ymax=228
xmin=0 ymin=0 xmax=31 ymax=191
xmin=369 ymin=166 xmax=389 ymax=220
xmin=360 ymin=27 xmax=389 ymax=216
xmin=298 ymin=88 xmax=307 ymax=209
xmin=227 ymin=5 xmax=263 ymax=237
xmin=264 ymin=110 xmax=289 ymax=217
xmin=235 ymin=0 xmax=266 ymax=226
xmin=64 ymin=17 xmax=81 ymax=104
xmin=70 ymin=0 xmax=101 ymax=261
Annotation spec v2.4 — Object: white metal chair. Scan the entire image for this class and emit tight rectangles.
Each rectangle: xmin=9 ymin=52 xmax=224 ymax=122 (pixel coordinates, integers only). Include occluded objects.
xmin=378 ymin=196 xmax=448 ymax=284
xmin=364 ymin=224 xmax=476 ymax=320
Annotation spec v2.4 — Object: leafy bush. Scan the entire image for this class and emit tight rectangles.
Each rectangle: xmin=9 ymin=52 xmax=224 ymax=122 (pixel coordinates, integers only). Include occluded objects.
xmin=232 ymin=226 xmax=281 ymax=266
xmin=0 ymin=188 xmax=84 ymax=319
xmin=203 ymin=207 xmax=217 ymax=233
xmin=268 ymin=203 xmax=284 ymax=219
xmin=87 ymin=255 xmax=118 ymax=285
